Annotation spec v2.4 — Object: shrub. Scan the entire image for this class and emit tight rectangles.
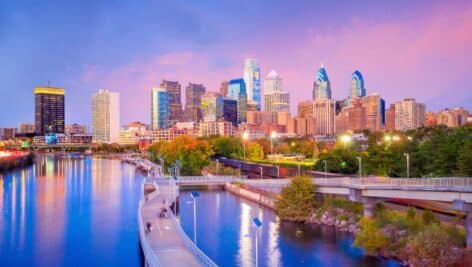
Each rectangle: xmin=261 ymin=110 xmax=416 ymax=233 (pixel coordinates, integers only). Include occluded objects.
xmin=422 ymin=209 xmax=438 ymax=225
xmin=275 ymin=176 xmax=316 ymax=222
xmin=406 ymin=206 xmax=416 ymax=221
xmin=354 ymin=217 xmax=387 ymax=255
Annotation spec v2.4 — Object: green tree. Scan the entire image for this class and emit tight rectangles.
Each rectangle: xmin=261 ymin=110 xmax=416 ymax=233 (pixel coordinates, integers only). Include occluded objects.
xmin=275 ymin=176 xmax=316 ymax=222
xmin=354 ymin=217 xmax=387 ymax=255
xmin=456 ymin=138 xmax=472 ymax=176
xmin=246 ymin=142 xmax=264 ymax=160
xmin=210 ymin=136 xmax=242 ymax=159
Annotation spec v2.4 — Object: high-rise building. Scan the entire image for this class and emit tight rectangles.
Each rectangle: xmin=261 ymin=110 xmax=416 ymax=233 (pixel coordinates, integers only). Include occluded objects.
xmin=385 ymin=104 xmax=396 ymax=130
xmin=228 ymin=78 xmax=247 ymax=123
xmin=313 ymin=64 xmax=332 ymax=100
xmin=243 ymin=58 xmax=261 ymax=110
xmin=160 ymin=80 xmax=182 ymax=125
xmin=185 ymin=83 xmax=206 ymax=122
xmin=151 ymin=88 xmax=169 ymax=130
xmin=223 ymin=98 xmax=238 ymax=126
xmin=201 ymin=92 xmax=223 ymax=122
xmin=297 ymin=100 xmax=313 ymax=118
xmin=359 ymin=93 xmax=385 ymax=131
xmin=436 ymin=108 xmax=470 ymax=128
xmin=394 ymin=98 xmax=426 ymax=130
xmin=313 ymin=99 xmax=336 ymax=135
xmin=347 ymin=70 xmax=366 ymax=104
xmin=34 ymin=87 xmax=65 ymax=135
xmin=264 ymin=70 xmax=290 ymax=113
xmin=92 ymin=89 xmax=120 ymax=143
xmin=335 ymin=98 xmax=367 ymax=133
xmin=220 ymin=81 xmax=229 ymax=97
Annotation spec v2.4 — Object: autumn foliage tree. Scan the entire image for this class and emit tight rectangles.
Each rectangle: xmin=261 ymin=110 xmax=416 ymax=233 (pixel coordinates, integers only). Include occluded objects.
xmin=275 ymin=175 xmax=316 ymax=222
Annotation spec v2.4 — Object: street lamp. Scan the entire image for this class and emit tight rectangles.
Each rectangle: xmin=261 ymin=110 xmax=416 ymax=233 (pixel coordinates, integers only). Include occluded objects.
xmin=404 ymin=153 xmax=410 ymax=178
xmin=172 ymin=176 xmax=178 ymax=214
xmin=340 ymin=134 xmax=352 ymax=148
xmin=356 ymin=156 xmax=362 ymax=179
xmin=216 ymin=159 xmax=220 ymax=175
xmin=259 ymin=166 xmax=263 ymax=180
xmin=159 ymin=156 xmax=165 ymax=176
xmin=242 ymin=131 xmax=249 ymax=160
xmin=190 ymin=191 xmax=200 ymax=245
xmin=270 ymin=131 xmax=277 ymax=156
xmin=252 ymin=217 xmax=263 ymax=267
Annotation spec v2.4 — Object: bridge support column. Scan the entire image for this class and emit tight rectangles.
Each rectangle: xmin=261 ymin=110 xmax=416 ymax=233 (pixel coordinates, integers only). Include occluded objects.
xmin=453 ymin=200 xmax=472 ymax=249
xmin=362 ymin=197 xmax=379 ymax=218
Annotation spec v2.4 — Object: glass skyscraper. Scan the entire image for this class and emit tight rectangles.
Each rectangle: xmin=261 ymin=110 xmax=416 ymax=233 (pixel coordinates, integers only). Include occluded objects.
xmin=34 ymin=87 xmax=65 ymax=135
xmin=151 ymin=88 xmax=169 ymax=130
xmin=228 ymin=78 xmax=247 ymax=123
xmin=313 ymin=65 xmax=332 ymax=100
xmin=92 ymin=89 xmax=120 ymax=143
xmin=243 ymin=58 xmax=261 ymax=110
xmin=349 ymin=70 xmax=366 ymax=101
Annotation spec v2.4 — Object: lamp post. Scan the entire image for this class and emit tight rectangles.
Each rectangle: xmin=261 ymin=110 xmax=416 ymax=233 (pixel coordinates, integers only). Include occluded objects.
xmin=404 ymin=153 xmax=410 ymax=178
xmin=259 ymin=166 xmax=263 ymax=180
xmin=243 ymin=131 xmax=248 ymax=160
xmin=252 ymin=217 xmax=262 ymax=267
xmin=340 ymin=134 xmax=352 ymax=149
xmin=190 ymin=191 xmax=200 ymax=245
xmin=172 ymin=176 xmax=178 ymax=214
xmin=323 ymin=160 xmax=327 ymax=178
xmin=216 ymin=159 xmax=220 ymax=175
xmin=297 ymin=161 xmax=301 ymax=176
xmin=356 ymin=156 xmax=362 ymax=179
xmin=159 ymin=156 xmax=165 ymax=176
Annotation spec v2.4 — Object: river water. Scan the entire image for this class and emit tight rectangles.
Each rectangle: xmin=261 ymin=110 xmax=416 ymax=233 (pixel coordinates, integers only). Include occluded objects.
xmin=1 ymin=156 xmax=399 ymax=266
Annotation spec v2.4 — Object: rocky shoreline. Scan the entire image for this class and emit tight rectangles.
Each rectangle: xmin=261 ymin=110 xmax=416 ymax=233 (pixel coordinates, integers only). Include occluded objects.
xmin=307 ymin=209 xmax=362 ymax=234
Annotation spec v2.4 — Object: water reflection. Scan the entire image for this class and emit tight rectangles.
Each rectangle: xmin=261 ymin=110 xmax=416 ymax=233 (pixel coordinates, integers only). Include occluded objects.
xmin=179 ymin=190 xmax=400 ymax=267
xmin=0 ymin=155 xmax=144 ymax=267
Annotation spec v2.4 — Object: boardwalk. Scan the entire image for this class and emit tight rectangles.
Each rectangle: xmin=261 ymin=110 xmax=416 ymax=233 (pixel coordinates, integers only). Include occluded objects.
xmin=139 ymin=180 xmax=216 ymax=267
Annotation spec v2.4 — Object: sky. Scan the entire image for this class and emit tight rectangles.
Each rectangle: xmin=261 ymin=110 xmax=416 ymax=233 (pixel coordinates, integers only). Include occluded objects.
xmin=0 ymin=0 xmax=471 ymax=127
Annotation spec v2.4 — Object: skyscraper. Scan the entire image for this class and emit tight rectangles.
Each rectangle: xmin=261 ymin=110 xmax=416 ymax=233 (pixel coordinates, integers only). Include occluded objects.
xmin=385 ymin=104 xmax=396 ymax=130
xmin=34 ymin=87 xmax=65 ymax=135
xmin=394 ymin=98 xmax=426 ymax=130
xmin=313 ymin=99 xmax=336 ymax=135
xmin=220 ymin=81 xmax=229 ymax=97
xmin=160 ymin=80 xmax=182 ymax=125
xmin=264 ymin=70 xmax=290 ymax=113
xmin=185 ymin=83 xmax=206 ymax=122
xmin=92 ymin=89 xmax=120 ymax=143
xmin=151 ymin=88 xmax=169 ymax=130
xmin=223 ymin=98 xmax=238 ymax=126
xmin=348 ymin=70 xmax=366 ymax=104
xmin=243 ymin=58 xmax=261 ymax=110
xmin=228 ymin=78 xmax=247 ymax=123
xmin=360 ymin=93 xmax=385 ymax=131
xmin=313 ymin=64 xmax=332 ymax=100
xmin=201 ymin=92 xmax=223 ymax=122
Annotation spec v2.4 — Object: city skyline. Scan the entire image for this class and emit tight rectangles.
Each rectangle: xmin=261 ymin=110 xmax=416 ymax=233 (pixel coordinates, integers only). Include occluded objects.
xmin=1 ymin=1 xmax=471 ymax=127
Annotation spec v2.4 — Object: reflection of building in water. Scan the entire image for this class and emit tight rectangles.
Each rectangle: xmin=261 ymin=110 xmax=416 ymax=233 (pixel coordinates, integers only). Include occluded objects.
xmin=267 ymin=220 xmax=281 ymax=266
xmin=35 ymin=156 xmax=66 ymax=178
xmin=238 ymin=202 xmax=253 ymax=267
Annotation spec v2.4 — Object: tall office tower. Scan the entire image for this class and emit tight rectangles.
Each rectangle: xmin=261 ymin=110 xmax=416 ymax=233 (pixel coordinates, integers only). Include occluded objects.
xmin=347 ymin=70 xmax=366 ymax=104
xmin=436 ymin=108 xmax=470 ymax=128
xmin=394 ymin=98 xmax=426 ymax=130
xmin=335 ymin=98 xmax=367 ymax=133
xmin=201 ymin=92 xmax=223 ymax=122
xmin=185 ymin=83 xmax=206 ymax=122
xmin=151 ymin=88 xmax=169 ymax=130
xmin=34 ymin=87 xmax=65 ymax=135
xmin=359 ymin=93 xmax=385 ymax=131
xmin=385 ymin=104 xmax=396 ymax=130
xmin=263 ymin=70 xmax=290 ymax=112
xmin=160 ymin=80 xmax=182 ymax=125
xmin=92 ymin=89 xmax=120 ymax=143
xmin=220 ymin=81 xmax=229 ymax=97
xmin=228 ymin=78 xmax=247 ymax=123
xmin=297 ymin=100 xmax=314 ymax=118
xmin=243 ymin=58 xmax=261 ymax=110
xmin=313 ymin=99 xmax=336 ymax=135
xmin=313 ymin=64 xmax=332 ymax=100
xmin=223 ymin=98 xmax=238 ymax=126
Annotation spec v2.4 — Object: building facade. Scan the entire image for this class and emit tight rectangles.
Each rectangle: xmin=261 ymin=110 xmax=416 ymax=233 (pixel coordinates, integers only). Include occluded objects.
xmin=394 ymin=98 xmax=426 ymax=130
xmin=201 ymin=92 xmax=223 ymax=122
xmin=92 ymin=89 xmax=120 ymax=143
xmin=18 ymin=123 xmax=35 ymax=134
xmin=34 ymin=87 xmax=65 ymax=135
xmin=160 ymin=80 xmax=182 ymax=125
xmin=151 ymin=88 xmax=169 ymax=130
xmin=185 ymin=83 xmax=206 ymax=122
xmin=243 ymin=58 xmax=261 ymax=110
xmin=220 ymin=81 xmax=229 ymax=97
xmin=223 ymin=98 xmax=238 ymax=126
xmin=228 ymin=78 xmax=247 ymax=123
xmin=313 ymin=99 xmax=336 ymax=135
xmin=65 ymin=124 xmax=88 ymax=135
xmin=359 ymin=93 xmax=385 ymax=131
xmin=264 ymin=70 xmax=289 ymax=113
xmin=347 ymin=70 xmax=366 ymax=104
xmin=385 ymin=104 xmax=396 ymax=130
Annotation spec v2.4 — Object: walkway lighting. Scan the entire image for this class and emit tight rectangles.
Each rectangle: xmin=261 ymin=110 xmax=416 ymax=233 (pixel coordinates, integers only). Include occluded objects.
xmin=270 ymin=131 xmax=277 ymax=156
xmin=190 ymin=191 xmax=200 ymax=245
xmin=243 ymin=131 xmax=249 ymax=160
xmin=356 ymin=156 xmax=362 ymax=179
xmin=404 ymin=153 xmax=410 ymax=178
xmin=252 ymin=217 xmax=263 ymax=267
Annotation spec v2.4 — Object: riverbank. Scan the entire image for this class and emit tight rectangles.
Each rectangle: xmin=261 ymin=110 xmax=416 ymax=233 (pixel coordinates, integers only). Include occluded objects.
xmin=0 ymin=152 xmax=35 ymax=174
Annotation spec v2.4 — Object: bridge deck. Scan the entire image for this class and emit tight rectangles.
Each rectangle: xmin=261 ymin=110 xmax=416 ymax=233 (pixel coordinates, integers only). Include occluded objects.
xmin=140 ymin=181 xmax=213 ymax=267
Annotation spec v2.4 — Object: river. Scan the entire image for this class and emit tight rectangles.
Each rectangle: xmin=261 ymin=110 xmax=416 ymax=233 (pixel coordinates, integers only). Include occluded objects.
xmin=1 ymin=156 xmax=399 ymax=266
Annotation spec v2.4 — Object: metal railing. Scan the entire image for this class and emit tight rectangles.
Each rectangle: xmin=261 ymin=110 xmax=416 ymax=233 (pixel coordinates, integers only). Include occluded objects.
xmin=138 ymin=198 xmax=163 ymax=267
xmin=167 ymin=211 xmax=218 ymax=267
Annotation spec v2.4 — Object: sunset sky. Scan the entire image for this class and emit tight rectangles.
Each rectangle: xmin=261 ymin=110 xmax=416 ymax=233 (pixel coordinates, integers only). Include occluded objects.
xmin=1 ymin=0 xmax=471 ymax=127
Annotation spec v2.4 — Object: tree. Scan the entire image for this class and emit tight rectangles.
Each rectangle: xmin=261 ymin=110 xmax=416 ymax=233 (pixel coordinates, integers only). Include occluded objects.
xmin=354 ymin=217 xmax=387 ymax=255
xmin=210 ymin=136 xmax=242 ymax=158
xmin=456 ymin=138 xmax=472 ymax=176
xmin=246 ymin=142 xmax=264 ymax=160
xmin=275 ymin=176 xmax=316 ymax=222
